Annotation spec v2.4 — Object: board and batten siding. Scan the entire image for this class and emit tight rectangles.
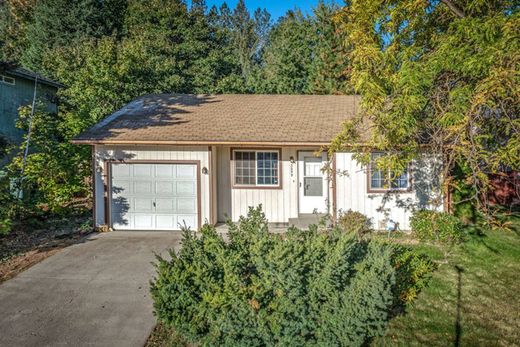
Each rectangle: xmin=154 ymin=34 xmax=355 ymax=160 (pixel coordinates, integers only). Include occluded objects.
xmin=217 ymin=146 xmax=300 ymax=223
xmin=93 ymin=145 xmax=211 ymax=227
xmin=335 ymin=152 xmax=443 ymax=231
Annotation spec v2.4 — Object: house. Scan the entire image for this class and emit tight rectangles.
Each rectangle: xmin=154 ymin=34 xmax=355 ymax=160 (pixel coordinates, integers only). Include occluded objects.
xmin=0 ymin=62 xmax=62 ymax=164
xmin=72 ymin=94 xmax=442 ymax=231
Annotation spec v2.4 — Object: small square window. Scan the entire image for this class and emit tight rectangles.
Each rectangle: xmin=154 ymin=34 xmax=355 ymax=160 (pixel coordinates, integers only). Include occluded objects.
xmin=1 ymin=75 xmax=15 ymax=85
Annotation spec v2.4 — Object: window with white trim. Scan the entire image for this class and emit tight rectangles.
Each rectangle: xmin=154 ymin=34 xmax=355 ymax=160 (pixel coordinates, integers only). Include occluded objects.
xmin=233 ymin=150 xmax=280 ymax=187
xmin=369 ymin=153 xmax=410 ymax=191
xmin=0 ymin=74 xmax=15 ymax=85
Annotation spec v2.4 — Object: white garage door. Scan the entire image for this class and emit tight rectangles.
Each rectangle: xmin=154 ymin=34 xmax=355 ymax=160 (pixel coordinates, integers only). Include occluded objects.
xmin=110 ymin=163 xmax=198 ymax=230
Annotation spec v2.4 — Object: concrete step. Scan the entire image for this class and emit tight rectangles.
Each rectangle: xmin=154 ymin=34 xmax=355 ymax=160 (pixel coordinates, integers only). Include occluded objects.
xmin=288 ymin=214 xmax=328 ymax=229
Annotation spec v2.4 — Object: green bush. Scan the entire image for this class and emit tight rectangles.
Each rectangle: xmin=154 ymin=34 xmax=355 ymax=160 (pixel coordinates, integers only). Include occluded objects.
xmin=151 ymin=206 xmax=434 ymax=346
xmin=411 ymin=210 xmax=465 ymax=244
xmin=338 ymin=209 xmax=372 ymax=238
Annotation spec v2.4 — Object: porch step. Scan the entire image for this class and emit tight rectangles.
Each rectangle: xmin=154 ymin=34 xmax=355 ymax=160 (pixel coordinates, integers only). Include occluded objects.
xmin=288 ymin=214 xmax=328 ymax=229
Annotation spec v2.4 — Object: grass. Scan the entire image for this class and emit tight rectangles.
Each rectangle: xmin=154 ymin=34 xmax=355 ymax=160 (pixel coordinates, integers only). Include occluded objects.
xmin=147 ymin=217 xmax=520 ymax=346
xmin=374 ymin=218 xmax=520 ymax=346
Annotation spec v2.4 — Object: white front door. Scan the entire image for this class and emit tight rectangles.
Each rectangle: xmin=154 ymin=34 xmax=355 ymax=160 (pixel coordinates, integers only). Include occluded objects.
xmin=110 ymin=163 xmax=198 ymax=230
xmin=298 ymin=151 xmax=328 ymax=214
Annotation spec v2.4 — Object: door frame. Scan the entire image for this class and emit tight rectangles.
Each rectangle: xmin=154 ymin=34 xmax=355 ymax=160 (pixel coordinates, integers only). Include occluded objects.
xmin=105 ymin=159 xmax=201 ymax=230
xmin=297 ymin=150 xmax=328 ymax=214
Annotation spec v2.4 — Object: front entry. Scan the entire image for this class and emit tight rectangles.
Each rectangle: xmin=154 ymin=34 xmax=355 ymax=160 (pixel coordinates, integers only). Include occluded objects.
xmin=298 ymin=151 xmax=328 ymax=214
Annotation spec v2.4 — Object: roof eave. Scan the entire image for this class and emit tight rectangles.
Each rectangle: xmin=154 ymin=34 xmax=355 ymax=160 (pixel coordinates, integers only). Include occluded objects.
xmin=8 ymin=70 xmax=64 ymax=89
xmin=70 ymin=139 xmax=333 ymax=147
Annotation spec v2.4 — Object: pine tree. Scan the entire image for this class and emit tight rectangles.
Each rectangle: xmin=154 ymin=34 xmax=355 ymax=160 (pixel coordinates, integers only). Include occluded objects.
xmin=307 ymin=1 xmax=353 ymax=95
xmin=22 ymin=0 xmax=127 ymax=72
xmin=253 ymin=10 xmax=315 ymax=94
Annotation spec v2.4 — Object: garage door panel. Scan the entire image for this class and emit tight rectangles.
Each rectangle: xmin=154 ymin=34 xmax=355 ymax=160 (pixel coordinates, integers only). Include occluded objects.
xmin=110 ymin=163 xmax=199 ymax=231
xmin=112 ymin=164 xmax=131 ymax=178
xmin=156 ymin=181 xmax=175 ymax=194
xmin=155 ymin=165 xmax=174 ymax=177
xmin=134 ymin=214 xmax=154 ymax=229
xmin=156 ymin=215 xmax=175 ymax=229
xmin=111 ymin=180 xmax=131 ymax=195
xmin=177 ymin=198 xmax=197 ymax=213
xmin=134 ymin=198 xmax=153 ymax=212
xmin=176 ymin=215 xmax=197 ymax=230
xmin=176 ymin=165 xmax=196 ymax=179
xmin=133 ymin=164 xmax=153 ymax=177
xmin=176 ymin=181 xmax=196 ymax=196
xmin=134 ymin=181 xmax=153 ymax=194
xmin=155 ymin=198 xmax=175 ymax=212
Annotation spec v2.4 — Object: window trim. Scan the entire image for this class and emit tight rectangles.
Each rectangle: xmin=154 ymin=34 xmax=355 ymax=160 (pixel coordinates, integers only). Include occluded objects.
xmin=231 ymin=148 xmax=282 ymax=189
xmin=0 ymin=74 xmax=15 ymax=85
xmin=366 ymin=153 xmax=412 ymax=193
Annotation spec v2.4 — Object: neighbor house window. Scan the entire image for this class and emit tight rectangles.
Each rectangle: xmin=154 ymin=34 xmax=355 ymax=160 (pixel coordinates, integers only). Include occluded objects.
xmin=368 ymin=153 xmax=410 ymax=191
xmin=0 ymin=75 xmax=15 ymax=85
xmin=233 ymin=150 xmax=280 ymax=187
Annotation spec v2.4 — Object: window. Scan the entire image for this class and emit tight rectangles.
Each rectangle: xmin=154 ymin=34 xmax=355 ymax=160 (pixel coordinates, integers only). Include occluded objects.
xmin=0 ymin=75 xmax=15 ymax=85
xmin=369 ymin=153 xmax=410 ymax=191
xmin=233 ymin=150 xmax=280 ymax=187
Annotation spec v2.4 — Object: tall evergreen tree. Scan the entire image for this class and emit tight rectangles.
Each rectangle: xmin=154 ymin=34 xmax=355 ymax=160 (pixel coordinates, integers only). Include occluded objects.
xmin=253 ymin=10 xmax=315 ymax=94
xmin=230 ymin=0 xmax=271 ymax=80
xmin=22 ymin=0 xmax=127 ymax=72
xmin=0 ymin=0 xmax=37 ymax=62
xmin=307 ymin=1 xmax=353 ymax=95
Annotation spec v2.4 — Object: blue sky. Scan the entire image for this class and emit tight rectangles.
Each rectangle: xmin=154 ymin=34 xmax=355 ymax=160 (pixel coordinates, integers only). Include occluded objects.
xmin=198 ymin=0 xmax=337 ymax=20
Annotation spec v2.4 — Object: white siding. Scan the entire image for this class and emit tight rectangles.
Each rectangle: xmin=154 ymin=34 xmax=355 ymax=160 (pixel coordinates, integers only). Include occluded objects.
xmin=93 ymin=145 xmax=210 ymax=228
xmin=335 ymin=152 xmax=442 ymax=231
xmin=217 ymin=146 xmax=299 ymax=223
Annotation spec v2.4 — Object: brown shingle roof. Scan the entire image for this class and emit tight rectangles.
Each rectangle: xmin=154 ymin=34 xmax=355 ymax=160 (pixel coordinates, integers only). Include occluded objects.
xmin=72 ymin=94 xmax=361 ymax=145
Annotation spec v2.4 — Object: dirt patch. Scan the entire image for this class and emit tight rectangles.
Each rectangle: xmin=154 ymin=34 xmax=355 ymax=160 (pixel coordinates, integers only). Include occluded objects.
xmin=0 ymin=213 xmax=92 ymax=283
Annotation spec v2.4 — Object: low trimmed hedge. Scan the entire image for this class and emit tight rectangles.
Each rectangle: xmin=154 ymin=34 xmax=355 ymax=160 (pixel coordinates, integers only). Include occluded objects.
xmin=151 ymin=206 xmax=434 ymax=346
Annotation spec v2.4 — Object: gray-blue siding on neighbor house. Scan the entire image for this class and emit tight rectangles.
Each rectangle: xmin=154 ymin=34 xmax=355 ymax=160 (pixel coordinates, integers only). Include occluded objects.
xmin=0 ymin=63 xmax=61 ymax=163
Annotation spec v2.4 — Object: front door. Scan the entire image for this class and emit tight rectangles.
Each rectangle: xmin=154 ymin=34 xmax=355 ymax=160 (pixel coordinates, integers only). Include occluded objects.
xmin=298 ymin=151 xmax=328 ymax=214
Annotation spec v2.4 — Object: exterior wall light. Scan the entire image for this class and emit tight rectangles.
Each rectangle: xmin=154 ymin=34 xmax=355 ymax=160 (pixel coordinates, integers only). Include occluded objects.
xmin=202 ymin=167 xmax=208 ymax=174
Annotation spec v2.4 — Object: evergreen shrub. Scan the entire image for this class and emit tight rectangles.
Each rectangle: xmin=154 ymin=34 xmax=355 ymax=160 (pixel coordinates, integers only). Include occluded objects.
xmin=151 ymin=206 xmax=433 ymax=346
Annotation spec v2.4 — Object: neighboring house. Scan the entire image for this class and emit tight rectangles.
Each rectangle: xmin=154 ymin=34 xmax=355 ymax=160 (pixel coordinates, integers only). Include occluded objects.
xmin=0 ymin=62 xmax=62 ymax=164
xmin=73 ymin=94 xmax=442 ymax=231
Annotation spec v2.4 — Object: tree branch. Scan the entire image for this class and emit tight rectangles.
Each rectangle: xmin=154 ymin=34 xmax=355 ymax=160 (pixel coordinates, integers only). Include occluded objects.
xmin=440 ymin=0 xmax=466 ymax=18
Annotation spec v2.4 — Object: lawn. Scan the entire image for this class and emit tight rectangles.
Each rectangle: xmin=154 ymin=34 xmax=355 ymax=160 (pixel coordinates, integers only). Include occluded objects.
xmin=147 ymin=218 xmax=520 ymax=346
xmin=375 ymin=219 xmax=520 ymax=346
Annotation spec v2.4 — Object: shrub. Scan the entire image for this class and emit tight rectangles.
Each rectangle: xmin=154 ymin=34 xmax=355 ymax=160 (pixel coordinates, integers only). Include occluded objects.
xmin=151 ymin=206 xmax=434 ymax=346
xmin=388 ymin=244 xmax=436 ymax=305
xmin=338 ymin=209 xmax=372 ymax=238
xmin=411 ymin=210 xmax=465 ymax=244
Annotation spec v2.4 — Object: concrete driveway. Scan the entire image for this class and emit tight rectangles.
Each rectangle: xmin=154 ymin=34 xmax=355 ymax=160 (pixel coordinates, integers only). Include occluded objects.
xmin=0 ymin=231 xmax=183 ymax=347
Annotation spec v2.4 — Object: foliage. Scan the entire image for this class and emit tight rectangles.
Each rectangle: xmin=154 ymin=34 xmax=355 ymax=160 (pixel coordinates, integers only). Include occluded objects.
xmin=0 ymin=176 xmax=16 ymax=235
xmin=0 ymin=135 xmax=11 ymax=155
xmin=388 ymin=244 xmax=436 ymax=305
xmin=7 ymin=105 xmax=91 ymax=213
xmin=375 ymin=218 xmax=520 ymax=346
xmin=332 ymin=0 xmax=520 ymax=213
xmin=151 ymin=206 xmax=434 ymax=346
xmin=338 ymin=209 xmax=372 ymax=238
xmin=253 ymin=9 xmax=315 ymax=94
xmin=253 ymin=1 xmax=353 ymax=94
xmin=411 ymin=210 xmax=465 ymax=245
xmin=22 ymin=0 xmax=127 ymax=71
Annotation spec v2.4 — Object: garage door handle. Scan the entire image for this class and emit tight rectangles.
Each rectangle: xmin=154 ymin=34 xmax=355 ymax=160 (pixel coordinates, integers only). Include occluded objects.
xmin=153 ymin=202 xmax=156 ymax=207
